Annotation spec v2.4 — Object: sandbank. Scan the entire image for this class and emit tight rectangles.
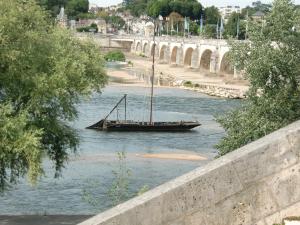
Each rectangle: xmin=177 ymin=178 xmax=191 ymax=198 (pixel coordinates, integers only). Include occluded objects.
xmin=137 ymin=153 xmax=207 ymax=161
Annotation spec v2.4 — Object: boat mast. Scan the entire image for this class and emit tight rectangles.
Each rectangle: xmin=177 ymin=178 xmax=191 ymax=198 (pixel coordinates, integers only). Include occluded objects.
xmin=124 ymin=94 xmax=127 ymax=121
xmin=150 ymin=20 xmax=156 ymax=125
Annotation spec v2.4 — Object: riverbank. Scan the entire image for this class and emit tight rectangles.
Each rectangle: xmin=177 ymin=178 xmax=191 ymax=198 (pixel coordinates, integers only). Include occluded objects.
xmin=121 ymin=53 xmax=249 ymax=99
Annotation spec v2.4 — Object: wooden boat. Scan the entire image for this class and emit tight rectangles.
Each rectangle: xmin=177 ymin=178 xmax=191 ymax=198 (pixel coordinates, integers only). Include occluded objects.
xmin=87 ymin=120 xmax=200 ymax=132
xmin=87 ymin=22 xmax=201 ymax=132
xmin=86 ymin=94 xmax=200 ymax=132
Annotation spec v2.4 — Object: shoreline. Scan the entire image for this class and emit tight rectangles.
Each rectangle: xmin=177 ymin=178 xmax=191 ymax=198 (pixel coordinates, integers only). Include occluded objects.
xmin=117 ymin=53 xmax=249 ymax=99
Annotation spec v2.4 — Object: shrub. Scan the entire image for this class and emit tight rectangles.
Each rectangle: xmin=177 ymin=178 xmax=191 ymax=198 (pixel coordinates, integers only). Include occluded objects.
xmin=76 ymin=23 xmax=98 ymax=33
xmin=104 ymin=50 xmax=126 ymax=62
xmin=183 ymin=81 xmax=193 ymax=87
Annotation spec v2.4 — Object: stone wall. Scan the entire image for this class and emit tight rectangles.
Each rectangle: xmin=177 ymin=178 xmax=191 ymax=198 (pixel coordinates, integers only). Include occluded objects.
xmin=79 ymin=121 xmax=300 ymax=225
xmin=76 ymin=34 xmax=133 ymax=51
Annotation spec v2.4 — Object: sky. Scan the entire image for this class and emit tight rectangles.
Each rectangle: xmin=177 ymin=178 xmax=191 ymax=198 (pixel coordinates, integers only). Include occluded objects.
xmin=89 ymin=0 xmax=300 ymax=8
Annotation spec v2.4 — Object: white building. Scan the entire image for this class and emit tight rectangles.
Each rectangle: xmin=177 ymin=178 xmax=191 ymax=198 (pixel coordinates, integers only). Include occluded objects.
xmin=219 ymin=5 xmax=241 ymax=21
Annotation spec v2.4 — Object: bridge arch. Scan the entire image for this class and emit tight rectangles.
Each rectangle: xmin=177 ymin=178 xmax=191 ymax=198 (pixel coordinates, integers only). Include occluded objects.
xmin=142 ymin=42 xmax=149 ymax=55
xmin=170 ymin=46 xmax=178 ymax=64
xmin=170 ymin=45 xmax=183 ymax=65
xmin=200 ymin=49 xmax=213 ymax=71
xmin=184 ymin=47 xmax=194 ymax=67
xmin=220 ymin=52 xmax=234 ymax=75
xmin=159 ymin=45 xmax=169 ymax=63
xmin=150 ymin=42 xmax=158 ymax=57
xmin=135 ymin=41 xmax=142 ymax=53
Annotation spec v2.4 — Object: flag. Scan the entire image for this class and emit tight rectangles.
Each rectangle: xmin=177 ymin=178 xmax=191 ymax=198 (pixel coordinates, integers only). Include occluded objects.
xmin=220 ymin=18 xmax=224 ymax=38
xmin=166 ymin=21 xmax=169 ymax=35
xmin=200 ymin=14 xmax=203 ymax=33
xmin=236 ymin=16 xmax=240 ymax=39
xmin=216 ymin=19 xmax=219 ymax=38
xmin=245 ymin=10 xmax=249 ymax=39
xmin=184 ymin=17 xmax=188 ymax=30
xmin=187 ymin=17 xmax=190 ymax=35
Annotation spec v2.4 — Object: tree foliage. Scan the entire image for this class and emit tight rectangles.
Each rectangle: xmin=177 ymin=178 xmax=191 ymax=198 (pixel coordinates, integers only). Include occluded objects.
xmin=216 ymin=0 xmax=300 ymax=156
xmin=65 ymin=0 xmax=89 ymax=20
xmin=77 ymin=23 xmax=98 ymax=33
xmin=104 ymin=50 xmax=126 ymax=62
xmin=37 ymin=0 xmax=67 ymax=17
xmin=0 ymin=0 xmax=107 ymax=191
xmin=147 ymin=0 xmax=203 ymax=20
xmin=37 ymin=0 xmax=89 ymax=19
xmin=203 ymin=24 xmax=218 ymax=38
xmin=104 ymin=16 xmax=126 ymax=29
xmin=224 ymin=12 xmax=246 ymax=39
xmin=204 ymin=6 xmax=220 ymax=25
xmin=126 ymin=0 xmax=148 ymax=17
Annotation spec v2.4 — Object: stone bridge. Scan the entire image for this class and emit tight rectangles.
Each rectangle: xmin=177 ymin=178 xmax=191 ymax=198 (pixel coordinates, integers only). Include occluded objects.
xmin=111 ymin=35 xmax=239 ymax=78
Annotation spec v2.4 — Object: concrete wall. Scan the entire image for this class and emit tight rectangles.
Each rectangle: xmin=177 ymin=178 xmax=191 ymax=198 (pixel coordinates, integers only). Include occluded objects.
xmin=79 ymin=121 xmax=300 ymax=225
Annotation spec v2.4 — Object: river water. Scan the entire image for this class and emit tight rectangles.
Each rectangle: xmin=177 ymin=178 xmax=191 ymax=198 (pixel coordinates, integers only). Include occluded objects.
xmin=0 ymin=68 xmax=240 ymax=215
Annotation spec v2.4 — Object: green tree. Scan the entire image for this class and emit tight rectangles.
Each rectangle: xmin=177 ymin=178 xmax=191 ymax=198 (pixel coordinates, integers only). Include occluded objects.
xmin=65 ymin=0 xmax=89 ymax=20
xmin=104 ymin=50 xmax=126 ymax=62
xmin=77 ymin=12 xmax=97 ymax=19
xmin=204 ymin=6 xmax=220 ymax=25
xmin=147 ymin=0 xmax=203 ymax=20
xmin=105 ymin=16 xmax=126 ymax=29
xmin=147 ymin=0 xmax=170 ymax=17
xmin=37 ymin=0 xmax=68 ymax=17
xmin=0 ymin=0 xmax=107 ymax=191
xmin=241 ymin=6 xmax=257 ymax=18
xmin=216 ymin=0 xmax=300 ymax=156
xmin=126 ymin=0 xmax=148 ymax=17
xmin=252 ymin=1 xmax=272 ymax=13
xmin=203 ymin=24 xmax=217 ymax=38
xmin=37 ymin=0 xmax=89 ymax=19
xmin=189 ymin=20 xmax=199 ymax=35
xmin=224 ymin=12 xmax=246 ymax=39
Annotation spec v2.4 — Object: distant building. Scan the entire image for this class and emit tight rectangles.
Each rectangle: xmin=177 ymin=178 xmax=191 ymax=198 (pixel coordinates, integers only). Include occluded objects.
xmin=219 ymin=6 xmax=241 ymax=21
xmin=251 ymin=11 xmax=265 ymax=22
xmin=56 ymin=7 xmax=68 ymax=28
xmin=105 ymin=4 xmax=122 ymax=13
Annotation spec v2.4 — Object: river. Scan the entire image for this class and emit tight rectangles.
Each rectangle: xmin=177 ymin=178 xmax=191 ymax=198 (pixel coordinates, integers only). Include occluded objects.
xmin=0 ymin=67 xmax=240 ymax=215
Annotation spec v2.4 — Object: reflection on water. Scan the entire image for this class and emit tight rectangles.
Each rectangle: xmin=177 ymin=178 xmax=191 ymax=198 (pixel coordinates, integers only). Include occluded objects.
xmin=0 ymin=85 xmax=240 ymax=215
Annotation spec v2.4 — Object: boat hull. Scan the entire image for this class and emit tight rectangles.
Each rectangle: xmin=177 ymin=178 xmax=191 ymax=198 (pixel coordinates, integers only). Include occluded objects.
xmin=87 ymin=121 xmax=201 ymax=132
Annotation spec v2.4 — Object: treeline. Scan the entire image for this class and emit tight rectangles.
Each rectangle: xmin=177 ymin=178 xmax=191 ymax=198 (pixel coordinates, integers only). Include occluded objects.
xmin=36 ymin=0 xmax=89 ymax=20
xmin=147 ymin=0 xmax=203 ymax=19
xmin=125 ymin=0 xmax=203 ymax=19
